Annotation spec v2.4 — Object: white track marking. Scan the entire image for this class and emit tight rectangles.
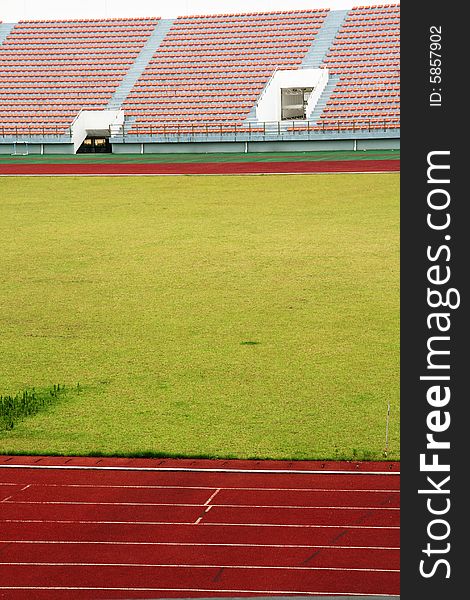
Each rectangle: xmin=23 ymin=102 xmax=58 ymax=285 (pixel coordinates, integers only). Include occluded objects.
xmin=0 ymin=464 xmax=399 ymax=475
xmin=1 ymin=484 xmax=32 ymax=503
xmin=194 ymin=504 xmax=214 ymax=524
xmin=204 ymin=488 xmax=221 ymax=505
xmin=0 ymin=483 xmax=400 ymax=492
xmin=0 ymin=561 xmax=399 ymax=573
xmin=1 ymin=500 xmax=399 ymax=510
xmin=0 ymin=587 xmax=400 ymax=597
xmin=0 ymin=540 xmax=400 ymax=550
xmin=0 ymin=519 xmax=398 ymax=529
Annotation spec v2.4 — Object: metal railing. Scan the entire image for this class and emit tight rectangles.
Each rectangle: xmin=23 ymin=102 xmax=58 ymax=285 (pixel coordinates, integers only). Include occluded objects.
xmin=0 ymin=118 xmax=400 ymax=143
xmin=115 ymin=117 xmax=400 ymax=140
xmin=0 ymin=124 xmax=72 ymax=139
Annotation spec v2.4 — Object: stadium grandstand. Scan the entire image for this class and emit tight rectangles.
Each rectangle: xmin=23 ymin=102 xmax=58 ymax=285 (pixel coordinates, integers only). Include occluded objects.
xmin=0 ymin=3 xmax=400 ymax=155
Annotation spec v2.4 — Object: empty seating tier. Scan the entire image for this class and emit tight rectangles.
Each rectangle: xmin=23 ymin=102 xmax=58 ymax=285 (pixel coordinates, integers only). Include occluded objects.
xmin=0 ymin=18 xmax=159 ymax=135
xmin=318 ymin=4 xmax=399 ymax=129
xmin=0 ymin=6 xmax=400 ymax=138
xmin=123 ymin=10 xmax=329 ymax=135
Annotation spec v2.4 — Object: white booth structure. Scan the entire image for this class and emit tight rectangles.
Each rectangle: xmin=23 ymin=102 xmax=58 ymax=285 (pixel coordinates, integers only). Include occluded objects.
xmin=70 ymin=110 xmax=125 ymax=153
xmin=255 ymin=68 xmax=329 ymax=123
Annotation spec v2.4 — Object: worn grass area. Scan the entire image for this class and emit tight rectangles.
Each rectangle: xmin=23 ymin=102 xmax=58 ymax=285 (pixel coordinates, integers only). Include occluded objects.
xmin=0 ymin=384 xmax=72 ymax=431
xmin=0 ymin=174 xmax=399 ymax=460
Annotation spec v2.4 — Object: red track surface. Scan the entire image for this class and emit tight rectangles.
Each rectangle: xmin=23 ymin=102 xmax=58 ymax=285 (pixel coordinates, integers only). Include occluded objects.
xmin=0 ymin=159 xmax=399 ymax=176
xmin=0 ymin=457 xmax=399 ymax=599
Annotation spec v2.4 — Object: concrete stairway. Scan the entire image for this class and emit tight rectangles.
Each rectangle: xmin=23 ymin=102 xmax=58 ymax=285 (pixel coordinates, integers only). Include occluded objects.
xmin=0 ymin=22 xmax=15 ymax=46
xmin=244 ymin=103 xmax=258 ymax=125
xmin=307 ymin=74 xmax=341 ymax=123
xmin=243 ymin=10 xmax=349 ymax=127
xmin=106 ymin=19 xmax=174 ymax=111
xmin=302 ymin=10 xmax=350 ymax=123
xmin=301 ymin=10 xmax=349 ymax=69
xmin=122 ymin=116 xmax=137 ymax=136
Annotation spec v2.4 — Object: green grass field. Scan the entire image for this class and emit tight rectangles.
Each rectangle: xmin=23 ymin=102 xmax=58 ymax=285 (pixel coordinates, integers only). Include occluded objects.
xmin=0 ymin=174 xmax=399 ymax=460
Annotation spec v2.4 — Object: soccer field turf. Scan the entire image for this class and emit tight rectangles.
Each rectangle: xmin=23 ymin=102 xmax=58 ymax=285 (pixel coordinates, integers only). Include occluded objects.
xmin=0 ymin=174 xmax=399 ymax=460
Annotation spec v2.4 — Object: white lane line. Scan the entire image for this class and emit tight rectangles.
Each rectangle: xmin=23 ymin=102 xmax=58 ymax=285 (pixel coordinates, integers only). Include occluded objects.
xmin=0 ymin=561 xmax=399 ymax=573
xmin=0 ymin=483 xmax=400 ymax=492
xmin=0 ymin=519 xmax=399 ymax=529
xmin=0 ymin=587 xmax=400 ymax=597
xmin=204 ymin=488 xmax=221 ymax=505
xmin=0 ymin=540 xmax=400 ymax=550
xmin=0 ymin=464 xmax=399 ymax=475
xmin=1 ymin=501 xmax=399 ymax=510
xmin=206 ymin=521 xmax=396 ymax=530
xmin=1 ymin=496 xmax=12 ymax=503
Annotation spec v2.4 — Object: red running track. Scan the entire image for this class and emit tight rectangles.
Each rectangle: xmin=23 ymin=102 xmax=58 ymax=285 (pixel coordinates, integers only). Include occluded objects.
xmin=0 ymin=159 xmax=399 ymax=176
xmin=0 ymin=457 xmax=399 ymax=599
